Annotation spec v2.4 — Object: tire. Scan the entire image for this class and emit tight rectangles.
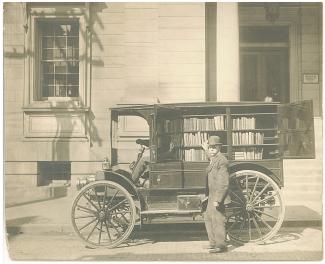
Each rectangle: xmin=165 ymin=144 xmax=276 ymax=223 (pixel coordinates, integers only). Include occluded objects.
xmin=226 ymin=170 xmax=285 ymax=244
xmin=71 ymin=180 xmax=136 ymax=248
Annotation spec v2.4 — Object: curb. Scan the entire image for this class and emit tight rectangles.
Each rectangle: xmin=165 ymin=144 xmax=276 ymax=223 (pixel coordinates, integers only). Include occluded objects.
xmin=6 ymin=219 xmax=322 ymax=236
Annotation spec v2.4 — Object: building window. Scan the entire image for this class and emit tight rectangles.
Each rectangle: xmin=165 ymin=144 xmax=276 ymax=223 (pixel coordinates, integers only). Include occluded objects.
xmin=37 ymin=161 xmax=71 ymax=186
xmin=38 ymin=20 xmax=79 ymax=99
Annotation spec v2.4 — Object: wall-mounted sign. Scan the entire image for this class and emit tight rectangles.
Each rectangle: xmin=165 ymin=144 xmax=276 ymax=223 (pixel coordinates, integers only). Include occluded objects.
xmin=303 ymin=74 xmax=319 ymax=84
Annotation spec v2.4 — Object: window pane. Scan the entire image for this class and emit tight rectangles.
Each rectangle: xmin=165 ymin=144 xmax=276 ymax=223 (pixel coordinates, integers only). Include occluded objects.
xmin=43 ymin=37 xmax=54 ymax=48
xmin=43 ymin=85 xmax=55 ymax=97
xmin=40 ymin=20 xmax=79 ymax=98
xmin=43 ymin=74 xmax=54 ymax=85
xmin=68 ymin=86 xmax=79 ymax=97
xmin=59 ymin=86 xmax=67 ymax=97
xmin=42 ymin=62 xmax=54 ymax=74
xmin=55 ymin=62 xmax=67 ymax=74
xmin=68 ymin=74 xmax=79 ymax=85
xmin=42 ymin=49 xmax=53 ymax=60
xmin=68 ymin=62 xmax=79 ymax=73
xmin=67 ymin=37 xmax=79 ymax=49
xmin=54 ymin=37 xmax=66 ymax=49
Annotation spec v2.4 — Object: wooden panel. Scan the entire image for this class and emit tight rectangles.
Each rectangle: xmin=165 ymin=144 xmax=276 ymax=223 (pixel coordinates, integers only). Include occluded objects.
xmin=5 ymin=162 xmax=37 ymax=174
xmin=150 ymin=162 xmax=182 ymax=171
xmin=159 ymin=29 xmax=204 ymax=40
xmin=159 ymin=40 xmax=205 ymax=52
xmin=150 ymin=171 xmax=182 ymax=188
xmin=159 ymin=3 xmax=204 ymax=17
xmin=24 ymin=112 xmax=86 ymax=138
xmin=125 ymin=8 xmax=158 ymax=20
xmin=183 ymin=171 xmax=206 ymax=188
xmin=159 ymin=17 xmax=204 ymax=29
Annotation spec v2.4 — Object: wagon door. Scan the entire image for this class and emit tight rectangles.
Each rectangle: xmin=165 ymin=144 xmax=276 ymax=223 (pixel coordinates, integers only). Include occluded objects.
xmin=148 ymin=106 xmax=183 ymax=209
xmin=278 ymin=100 xmax=315 ymax=158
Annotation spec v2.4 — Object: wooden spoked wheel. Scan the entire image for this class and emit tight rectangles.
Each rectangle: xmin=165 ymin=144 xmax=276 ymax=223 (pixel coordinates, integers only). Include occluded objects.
xmin=226 ymin=170 xmax=285 ymax=244
xmin=71 ymin=180 xmax=136 ymax=248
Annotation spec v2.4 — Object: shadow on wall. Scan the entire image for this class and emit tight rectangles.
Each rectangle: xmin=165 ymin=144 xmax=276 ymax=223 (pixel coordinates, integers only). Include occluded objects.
xmin=50 ymin=101 xmax=103 ymax=162
xmin=4 ymin=3 xmax=107 ymax=66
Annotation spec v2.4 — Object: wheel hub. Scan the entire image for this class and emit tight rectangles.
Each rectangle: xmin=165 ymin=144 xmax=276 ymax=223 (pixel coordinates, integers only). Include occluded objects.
xmin=98 ymin=210 xmax=107 ymax=220
xmin=246 ymin=203 xmax=254 ymax=212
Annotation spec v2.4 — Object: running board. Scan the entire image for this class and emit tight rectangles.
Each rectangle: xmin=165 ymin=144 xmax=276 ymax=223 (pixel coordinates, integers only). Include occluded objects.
xmin=140 ymin=209 xmax=202 ymax=215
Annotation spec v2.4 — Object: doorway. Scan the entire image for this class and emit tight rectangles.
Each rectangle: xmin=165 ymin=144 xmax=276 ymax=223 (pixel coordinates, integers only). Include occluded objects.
xmin=240 ymin=48 xmax=289 ymax=103
xmin=239 ymin=26 xmax=290 ymax=103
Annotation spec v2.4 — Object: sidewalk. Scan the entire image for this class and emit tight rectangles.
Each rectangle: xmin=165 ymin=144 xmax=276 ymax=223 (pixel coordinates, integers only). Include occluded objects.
xmin=5 ymin=190 xmax=322 ymax=236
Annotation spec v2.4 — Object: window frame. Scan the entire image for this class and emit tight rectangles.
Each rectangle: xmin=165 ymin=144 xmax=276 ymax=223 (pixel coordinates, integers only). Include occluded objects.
xmin=37 ymin=19 xmax=81 ymax=100
xmin=24 ymin=9 xmax=89 ymax=108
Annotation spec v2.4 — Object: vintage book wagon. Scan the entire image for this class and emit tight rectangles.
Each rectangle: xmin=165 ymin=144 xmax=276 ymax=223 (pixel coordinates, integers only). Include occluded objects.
xmin=71 ymin=101 xmax=315 ymax=248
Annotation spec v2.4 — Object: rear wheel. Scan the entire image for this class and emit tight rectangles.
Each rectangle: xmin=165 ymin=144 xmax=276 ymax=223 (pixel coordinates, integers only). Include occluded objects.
xmin=71 ymin=180 xmax=136 ymax=248
xmin=226 ymin=170 xmax=285 ymax=244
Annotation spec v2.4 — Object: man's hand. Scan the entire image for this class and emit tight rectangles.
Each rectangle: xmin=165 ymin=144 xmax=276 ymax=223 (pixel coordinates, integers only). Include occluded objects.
xmin=214 ymin=201 xmax=225 ymax=213
xmin=201 ymin=140 xmax=209 ymax=151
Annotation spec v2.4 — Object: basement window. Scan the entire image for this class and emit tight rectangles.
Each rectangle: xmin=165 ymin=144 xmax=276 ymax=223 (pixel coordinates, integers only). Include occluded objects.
xmin=37 ymin=161 xmax=71 ymax=186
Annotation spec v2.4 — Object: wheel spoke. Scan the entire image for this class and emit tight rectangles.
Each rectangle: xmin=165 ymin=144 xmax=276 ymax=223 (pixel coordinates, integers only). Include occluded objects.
xmin=251 ymin=214 xmax=263 ymax=238
xmin=253 ymin=211 xmax=272 ymax=230
xmin=104 ymin=220 xmax=112 ymax=241
xmin=98 ymin=221 xmax=103 ymax=244
xmin=227 ymin=220 xmax=238 ymax=231
xmin=108 ymin=198 xmax=128 ymax=212
xmin=230 ymin=200 xmax=242 ymax=206
xmin=229 ymin=190 xmax=245 ymax=205
xmin=107 ymin=220 xmax=123 ymax=238
xmin=248 ymin=214 xmax=252 ymax=240
xmin=79 ymin=217 xmax=98 ymax=232
xmin=253 ymin=209 xmax=278 ymax=221
xmin=86 ymin=220 xmax=100 ymax=241
xmin=253 ymin=191 xmax=278 ymax=206
xmin=237 ymin=215 xmax=247 ymax=238
xmin=82 ymin=193 xmax=99 ymax=211
xmin=245 ymin=174 xmax=249 ymax=197
xmin=254 ymin=205 xmax=280 ymax=209
xmin=251 ymin=183 xmax=270 ymax=204
xmin=249 ymin=176 xmax=259 ymax=203
xmin=92 ymin=187 xmax=102 ymax=210
xmin=106 ymin=190 xmax=119 ymax=208
xmin=226 ymin=206 xmax=243 ymax=210
xmin=227 ymin=209 xmax=243 ymax=219
xmin=110 ymin=210 xmax=132 ymax=215
xmin=74 ymin=215 xmax=97 ymax=220
xmin=77 ymin=204 xmax=97 ymax=215
xmin=103 ymin=186 xmax=107 ymax=209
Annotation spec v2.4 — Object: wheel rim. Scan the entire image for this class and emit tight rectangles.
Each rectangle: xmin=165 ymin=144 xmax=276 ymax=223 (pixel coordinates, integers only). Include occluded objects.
xmin=226 ymin=170 xmax=285 ymax=243
xmin=71 ymin=180 xmax=136 ymax=248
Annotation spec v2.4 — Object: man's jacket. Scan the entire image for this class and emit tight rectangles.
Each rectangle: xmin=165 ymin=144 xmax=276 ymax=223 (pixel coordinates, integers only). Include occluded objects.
xmin=206 ymin=152 xmax=231 ymax=205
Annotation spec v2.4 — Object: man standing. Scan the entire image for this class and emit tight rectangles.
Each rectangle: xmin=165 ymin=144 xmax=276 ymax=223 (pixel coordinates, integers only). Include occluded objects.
xmin=202 ymin=136 xmax=231 ymax=253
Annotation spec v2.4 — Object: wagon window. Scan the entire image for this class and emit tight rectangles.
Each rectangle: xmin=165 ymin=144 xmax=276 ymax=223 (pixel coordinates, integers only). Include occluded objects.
xmin=279 ymin=100 xmax=315 ymax=158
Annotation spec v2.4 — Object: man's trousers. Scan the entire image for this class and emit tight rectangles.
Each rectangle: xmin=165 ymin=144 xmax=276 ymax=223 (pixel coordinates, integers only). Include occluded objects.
xmin=204 ymin=205 xmax=226 ymax=248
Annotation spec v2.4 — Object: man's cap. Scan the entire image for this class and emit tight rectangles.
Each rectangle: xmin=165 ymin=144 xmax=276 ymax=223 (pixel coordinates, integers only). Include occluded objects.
xmin=208 ymin=136 xmax=222 ymax=146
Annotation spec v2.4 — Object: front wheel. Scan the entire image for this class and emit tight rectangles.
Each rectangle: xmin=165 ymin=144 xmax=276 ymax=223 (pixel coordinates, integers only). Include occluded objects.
xmin=71 ymin=180 xmax=136 ymax=248
xmin=226 ymin=170 xmax=285 ymax=244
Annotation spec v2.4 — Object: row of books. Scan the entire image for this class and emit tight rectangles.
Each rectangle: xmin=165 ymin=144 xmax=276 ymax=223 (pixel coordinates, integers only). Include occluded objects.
xmin=184 ymin=116 xmax=226 ymax=131
xmin=232 ymin=117 xmax=256 ymax=130
xmin=234 ymin=147 xmax=263 ymax=160
xmin=184 ymin=132 xmax=210 ymax=146
xmin=184 ymin=149 xmax=208 ymax=161
xmin=232 ymin=132 xmax=264 ymax=145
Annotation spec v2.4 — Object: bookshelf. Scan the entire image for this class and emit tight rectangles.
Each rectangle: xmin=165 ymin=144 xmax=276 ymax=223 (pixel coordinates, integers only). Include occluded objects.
xmin=155 ymin=101 xmax=314 ymax=162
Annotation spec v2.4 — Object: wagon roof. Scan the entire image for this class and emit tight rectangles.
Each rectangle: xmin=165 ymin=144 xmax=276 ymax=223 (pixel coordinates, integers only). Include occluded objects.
xmin=110 ymin=101 xmax=280 ymax=111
